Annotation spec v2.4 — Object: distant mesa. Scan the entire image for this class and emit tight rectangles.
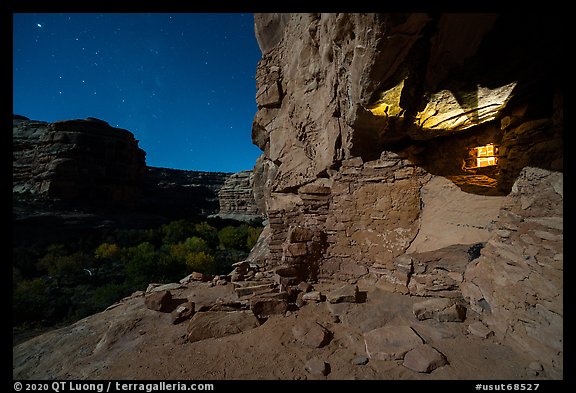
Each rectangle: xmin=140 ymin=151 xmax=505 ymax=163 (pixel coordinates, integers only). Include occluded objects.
xmin=12 ymin=115 xmax=262 ymax=244
xmin=13 ymin=115 xmax=146 ymax=205
xmin=211 ymin=170 xmax=263 ymax=224
xmin=13 ymin=114 xmax=30 ymax=121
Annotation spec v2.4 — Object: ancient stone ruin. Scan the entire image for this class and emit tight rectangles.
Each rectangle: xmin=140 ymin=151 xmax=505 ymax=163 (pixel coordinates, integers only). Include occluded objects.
xmin=12 ymin=13 xmax=563 ymax=381
xmin=250 ymin=13 xmax=562 ymax=376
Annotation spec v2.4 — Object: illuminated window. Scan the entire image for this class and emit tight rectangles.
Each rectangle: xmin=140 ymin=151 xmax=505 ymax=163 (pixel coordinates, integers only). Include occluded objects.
xmin=464 ymin=143 xmax=499 ymax=170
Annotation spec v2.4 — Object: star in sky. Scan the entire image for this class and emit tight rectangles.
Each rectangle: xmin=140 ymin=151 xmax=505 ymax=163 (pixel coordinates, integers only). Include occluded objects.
xmin=14 ymin=13 xmax=263 ymax=172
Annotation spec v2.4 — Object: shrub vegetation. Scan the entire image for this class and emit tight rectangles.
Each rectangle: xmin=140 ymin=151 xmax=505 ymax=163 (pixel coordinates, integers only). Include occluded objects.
xmin=13 ymin=219 xmax=263 ymax=328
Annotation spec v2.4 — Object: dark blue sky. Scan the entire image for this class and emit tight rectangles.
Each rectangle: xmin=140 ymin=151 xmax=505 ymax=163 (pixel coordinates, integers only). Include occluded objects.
xmin=13 ymin=13 xmax=263 ymax=172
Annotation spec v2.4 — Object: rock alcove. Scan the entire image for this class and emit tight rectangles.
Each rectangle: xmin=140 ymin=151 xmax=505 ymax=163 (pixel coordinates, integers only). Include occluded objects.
xmin=250 ymin=12 xmax=563 ymax=376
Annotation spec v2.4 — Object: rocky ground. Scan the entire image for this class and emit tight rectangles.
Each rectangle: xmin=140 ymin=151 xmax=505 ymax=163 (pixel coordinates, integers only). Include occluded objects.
xmin=13 ymin=271 xmax=549 ymax=381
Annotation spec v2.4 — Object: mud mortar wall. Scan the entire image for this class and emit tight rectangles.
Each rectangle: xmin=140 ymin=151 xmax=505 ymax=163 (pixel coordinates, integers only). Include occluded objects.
xmin=250 ymin=12 xmax=562 ymax=377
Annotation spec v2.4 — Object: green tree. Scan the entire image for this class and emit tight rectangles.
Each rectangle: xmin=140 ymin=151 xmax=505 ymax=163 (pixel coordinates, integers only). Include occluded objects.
xmin=94 ymin=242 xmax=120 ymax=260
xmin=13 ymin=244 xmax=44 ymax=277
xmin=113 ymin=227 xmax=156 ymax=247
xmin=194 ymin=221 xmax=218 ymax=248
xmin=168 ymin=236 xmax=214 ymax=274
xmin=37 ymin=250 xmax=94 ymax=283
xmin=246 ymin=226 xmax=263 ymax=250
xmin=186 ymin=251 xmax=215 ymax=273
xmin=124 ymin=242 xmax=160 ymax=288
xmin=160 ymin=219 xmax=195 ymax=244
xmin=13 ymin=278 xmax=51 ymax=324
xmin=218 ymin=225 xmax=248 ymax=251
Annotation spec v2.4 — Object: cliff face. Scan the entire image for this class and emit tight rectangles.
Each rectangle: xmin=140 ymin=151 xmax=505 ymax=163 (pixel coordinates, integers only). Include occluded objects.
xmin=213 ymin=170 xmax=264 ymax=223
xmin=252 ymin=13 xmax=562 ymax=376
xmin=13 ymin=116 xmax=146 ymax=205
xmin=12 ymin=116 xmax=244 ymax=244
xmin=143 ymin=166 xmax=230 ymax=219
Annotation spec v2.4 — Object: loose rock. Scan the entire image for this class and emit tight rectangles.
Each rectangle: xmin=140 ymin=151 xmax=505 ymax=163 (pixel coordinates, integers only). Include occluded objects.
xmin=413 ymin=298 xmax=466 ymax=322
xmin=304 ymin=357 xmax=330 ymax=376
xmin=302 ymin=291 xmax=323 ymax=302
xmin=297 ymin=281 xmax=313 ymax=293
xmin=147 ymin=283 xmax=183 ymax=293
xmin=144 ymin=290 xmax=172 ymax=312
xmin=468 ymin=321 xmax=494 ymax=338
xmin=292 ymin=321 xmax=331 ymax=348
xmin=326 ymin=284 xmax=359 ymax=303
xmin=403 ymin=344 xmax=448 ymax=373
xmin=171 ymin=301 xmax=195 ymax=324
xmin=351 ymin=356 xmax=369 ymax=366
xmin=364 ymin=325 xmax=423 ymax=360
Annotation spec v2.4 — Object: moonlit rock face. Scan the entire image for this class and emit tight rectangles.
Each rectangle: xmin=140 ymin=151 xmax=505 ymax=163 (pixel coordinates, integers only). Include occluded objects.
xmin=252 ymin=13 xmax=562 ymax=378
xmin=13 ymin=117 xmax=146 ymax=204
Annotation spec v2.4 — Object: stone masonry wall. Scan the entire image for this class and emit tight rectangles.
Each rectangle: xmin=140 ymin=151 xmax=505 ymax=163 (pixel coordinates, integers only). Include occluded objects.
xmin=250 ymin=13 xmax=562 ymax=377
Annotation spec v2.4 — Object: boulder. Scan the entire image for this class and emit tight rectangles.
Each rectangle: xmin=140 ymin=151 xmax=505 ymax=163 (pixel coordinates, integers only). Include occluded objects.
xmin=171 ymin=302 xmax=195 ymax=325
xmin=292 ymin=321 xmax=331 ymax=348
xmin=364 ymin=326 xmax=423 ymax=360
xmin=144 ymin=290 xmax=172 ymax=312
xmin=403 ymin=344 xmax=448 ymax=373
xmin=302 ymin=291 xmax=323 ymax=302
xmin=326 ymin=284 xmax=359 ymax=304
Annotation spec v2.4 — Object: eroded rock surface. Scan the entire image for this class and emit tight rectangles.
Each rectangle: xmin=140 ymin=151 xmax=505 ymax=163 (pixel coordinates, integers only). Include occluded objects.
xmin=462 ymin=167 xmax=563 ymax=378
xmin=13 ymin=116 xmax=146 ymax=204
xmin=12 ymin=13 xmax=563 ymax=381
xmin=212 ymin=170 xmax=264 ymax=223
xmin=250 ymin=13 xmax=562 ymax=379
xmin=14 ymin=281 xmax=546 ymax=380
xmin=250 ymin=12 xmax=561 ymax=280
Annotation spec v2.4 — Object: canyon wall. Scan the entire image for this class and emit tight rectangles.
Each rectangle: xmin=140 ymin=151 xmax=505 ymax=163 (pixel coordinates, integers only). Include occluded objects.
xmin=213 ymin=170 xmax=264 ymax=223
xmin=13 ymin=116 xmax=146 ymax=206
xmin=13 ymin=116 xmax=258 ymax=244
xmin=142 ymin=166 xmax=230 ymax=219
xmin=251 ymin=13 xmax=562 ymax=375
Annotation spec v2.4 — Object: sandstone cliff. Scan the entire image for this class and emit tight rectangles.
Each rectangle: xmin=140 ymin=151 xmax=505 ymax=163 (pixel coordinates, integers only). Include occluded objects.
xmin=13 ymin=115 xmax=146 ymax=205
xmin=11 ymin=14 xmax=563 ymax=381
xmin=251 ymin=13 xmax=562 ymax=377
xmin=212 ymin=170 xmax=264 ymax=223
xmin=463 ymin=167 xmax=563 ymax=377
xmin=12 ymin=116 xmax=252 ymax=244
xmin=142 ymin=166 xmax=230 ymax=219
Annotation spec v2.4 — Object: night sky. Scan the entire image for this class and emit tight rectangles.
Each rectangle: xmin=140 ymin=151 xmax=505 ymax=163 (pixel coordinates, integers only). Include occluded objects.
xmin=13 ymin=13 xmax=263 ymax=173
